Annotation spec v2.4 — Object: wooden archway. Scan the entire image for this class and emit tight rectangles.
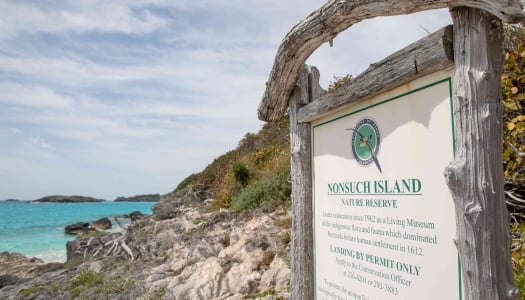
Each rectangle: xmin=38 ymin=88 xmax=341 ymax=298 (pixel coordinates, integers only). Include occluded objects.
xmin=258 ymin=0 xmax=525 ymax=122
xmin=258 ymin=1 xmax=525 ymax=300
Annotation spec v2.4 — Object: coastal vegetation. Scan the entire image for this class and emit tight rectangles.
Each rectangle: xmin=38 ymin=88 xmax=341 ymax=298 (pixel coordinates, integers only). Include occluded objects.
xmin=504 ymin=23 xmax=525 ymax=300
xmin=171 ymin=115 xmax=291 ymax=214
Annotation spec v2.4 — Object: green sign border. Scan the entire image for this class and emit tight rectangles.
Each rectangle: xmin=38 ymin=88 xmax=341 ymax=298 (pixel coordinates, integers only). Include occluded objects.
xmin=311 ymin=77 xmax=462 ymax=299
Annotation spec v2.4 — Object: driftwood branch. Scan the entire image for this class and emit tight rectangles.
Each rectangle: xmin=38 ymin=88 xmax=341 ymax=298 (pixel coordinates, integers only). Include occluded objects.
xmin=506 ymin=190 xmax=525 ymax=205
xmin=74 ymin=230 xmax=135 ymax=262
xmin=506 ymin=141 xmax=525 ymax=158
xmin=298 ymin=25 xmax=453 ymax=122
xmin=258 ymin=0 xmax=525 ymax=122
xmin=505 ymin=178 xmax=525 ymax=223
xmin=103 ymin=230 xmax=134 ymax=261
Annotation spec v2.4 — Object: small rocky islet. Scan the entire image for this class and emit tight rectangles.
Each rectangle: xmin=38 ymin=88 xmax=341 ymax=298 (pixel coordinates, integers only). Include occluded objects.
xmin=0 ymin=187 xmax=292 ymax=299
xmin=32 ymin=195 xmax=104 ymax=203
xmin=22 ymin=193 xmax=160 ymax=203
xmin=114 ymin=194 xmax=160 ymax=202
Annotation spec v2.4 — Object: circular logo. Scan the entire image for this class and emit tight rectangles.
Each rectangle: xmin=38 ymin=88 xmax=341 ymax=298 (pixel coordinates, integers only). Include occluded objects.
xmin=348 ymin=118 xmax=382 ymax=172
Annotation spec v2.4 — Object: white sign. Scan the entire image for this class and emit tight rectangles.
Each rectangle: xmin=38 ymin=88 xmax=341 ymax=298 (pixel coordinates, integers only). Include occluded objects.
xmin=312 ymin=69 xmax=462 ymax=299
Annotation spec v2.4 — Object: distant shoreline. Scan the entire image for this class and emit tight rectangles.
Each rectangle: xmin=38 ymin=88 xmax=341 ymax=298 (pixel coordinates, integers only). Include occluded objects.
xmin=114 ymin=194 xmax=160 ymax=202
xmin=2 ymin=194 xmax=160 ymax=203
xmin=33 ymin=195 xmax=104 ymax=203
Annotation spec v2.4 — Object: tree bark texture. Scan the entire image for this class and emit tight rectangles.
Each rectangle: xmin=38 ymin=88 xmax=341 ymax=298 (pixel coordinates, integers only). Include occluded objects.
xmin=258 ymin=0 xmax=525 ymax=122
xmin=290 ymin=65 xmax=324 ymax=300
xmin=298 ymin=25 xmax=453 ymax=123
xmin=444 ymin=7 xmax=518 ymax=300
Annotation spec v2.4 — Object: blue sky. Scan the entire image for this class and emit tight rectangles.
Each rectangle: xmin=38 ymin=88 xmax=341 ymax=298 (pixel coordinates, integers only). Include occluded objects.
xmin=0 ymin=1 xmax=451 ymax=200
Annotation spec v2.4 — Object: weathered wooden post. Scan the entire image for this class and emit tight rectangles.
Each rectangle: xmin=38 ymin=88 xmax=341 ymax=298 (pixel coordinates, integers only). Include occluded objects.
xmin=289 ymin=65 xmax=313 ymax=300
xmin=257 ymin=1 xmax=525 ymax=300
xmin=444 ymin=7 xmax=519 ymax=299
xmin=289 ymin=65 xmax=325 ymax=300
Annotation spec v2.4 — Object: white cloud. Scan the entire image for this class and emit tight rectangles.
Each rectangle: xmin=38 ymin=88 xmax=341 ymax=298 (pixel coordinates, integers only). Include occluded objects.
xmin=25 ymin=136 xmax=53 ymax=150
xmin=0 ymin=82 xmax=73 ymax=108
xmin=0 ymin=55 xmax=178 ymax=87
xmin=0 ymin=1 xmax=169 ymax=39
xmin=9 ymin=128 xmax=22 ymax=135
xmin=0 ymin=1 xmax=455 ymax=200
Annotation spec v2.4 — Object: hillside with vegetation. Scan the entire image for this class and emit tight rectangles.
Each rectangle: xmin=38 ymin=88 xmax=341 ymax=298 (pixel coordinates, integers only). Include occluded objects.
xmin=164 ymin=115 xmax=291 ymax=214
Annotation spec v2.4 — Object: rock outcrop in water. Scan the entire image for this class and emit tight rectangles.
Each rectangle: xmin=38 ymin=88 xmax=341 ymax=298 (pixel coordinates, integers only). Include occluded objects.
xmin=91 ymin=217 xmax=112 ymax=231
xmin=0 ymin=187 xmax=292 ymax=299
xmin=64 ymin=217 xmax=113 ymax=235
xmin=64 ymin=222 xmax=94 ymax=235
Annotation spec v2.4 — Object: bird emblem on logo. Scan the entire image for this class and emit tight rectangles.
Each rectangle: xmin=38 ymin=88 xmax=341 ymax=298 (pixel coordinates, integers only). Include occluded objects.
xmin=347 ymin=117 xmax=382 ymax=173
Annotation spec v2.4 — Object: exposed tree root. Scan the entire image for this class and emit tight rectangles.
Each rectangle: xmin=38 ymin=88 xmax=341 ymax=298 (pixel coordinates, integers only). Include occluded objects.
xmin=73 ymin=223 xmax=135 ymax=261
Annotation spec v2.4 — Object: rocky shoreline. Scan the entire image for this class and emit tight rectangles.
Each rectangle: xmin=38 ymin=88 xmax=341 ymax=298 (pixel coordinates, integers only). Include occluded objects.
xmin=0 ymin=187 xmax=291 ymax=299
xmin=0 ymin=252 xmax=64 ymax=290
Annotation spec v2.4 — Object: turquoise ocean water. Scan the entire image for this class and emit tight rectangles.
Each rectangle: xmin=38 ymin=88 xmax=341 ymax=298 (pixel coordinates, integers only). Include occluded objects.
xmin=0 ymin=201 xmax=154 ymax=262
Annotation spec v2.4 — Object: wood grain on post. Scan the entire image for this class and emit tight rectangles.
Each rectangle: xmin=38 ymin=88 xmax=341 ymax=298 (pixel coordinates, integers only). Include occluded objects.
xmin=444 ymin=7 xmax=518 ymax=300
xmin=290 ymin=65 xmax=324 ymax=300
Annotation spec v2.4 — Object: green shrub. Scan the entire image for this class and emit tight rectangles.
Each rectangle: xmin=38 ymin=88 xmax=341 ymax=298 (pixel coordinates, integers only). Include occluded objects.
xmin=230 ymin=168 xmax=291 ymax=212
xmin=174 ymin=173 xmax=198 ymax=192
xmin=64 ymin=256 xmax=87 ymax=271
xmin=512 ymin=222 xmax=525 ymax=299
xmin=148 ymin=287 xmax=167 ymax=300
xmin=233 ymin=163 xmax=250 ymax=186
xmin=514 ymin=270 xmax=525 ymax=300
xmin=277 ymin=216 xmax=292 ymax=229
xmin=98 ymin=277 xmax=135 ymax=295
xmin=282 ymin=232 xmax=291 ymax=245
xmin=21 ymin=283 xmax=38 ymax=297
xmin=327 ymin=74 xmax=352 ymax=93
xmin=219 ymin=233 xmax=231 ymax=247
xmin=70 ymin=270 xmax=104 ymax=289
xmin=253 ymin=145 xmax=281 ymax=167
xmin=243 ymin=289 xmax=277 ymax=299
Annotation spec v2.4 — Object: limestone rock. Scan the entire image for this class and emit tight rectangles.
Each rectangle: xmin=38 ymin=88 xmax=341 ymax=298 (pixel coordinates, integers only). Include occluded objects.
xmin=64 ymin=222 xmax=93 ymax=235
xmin=128 ymin=210 xmax=145 ymax=221
xmin=259 ymin=256 xmax=291 ymax=291
xmin=0 ymin=252 xmax=63 ymax=288
xmin=91 ymin=217 xmax=112 ymax=231
xmin=144 ymin=206 xmax=291 ymax=299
